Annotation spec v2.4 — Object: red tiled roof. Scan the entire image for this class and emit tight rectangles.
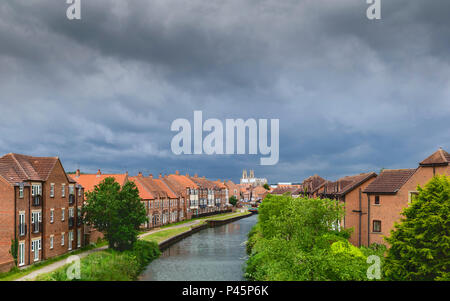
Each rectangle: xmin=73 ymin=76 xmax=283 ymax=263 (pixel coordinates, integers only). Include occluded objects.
xmin=271 ymin=185 xmax=299 ymax=195
xmin=363 ymin=169 xmax=416 ymax=194
xmin=0 ymin=153 xmax=60 ymax=185
xmin=419 ymin=148 xmax=450 ymax=166
xmin=336 ymin=172 xmax=377 ymax=196
xmin=129 ymin=177 xmax=155 ymax=200
xmin=166 ymin=174 xmax=198 ymax=194
xmin=137 ymin=176 xmax=178 ymax=199
xmin=74 ymin=172 xmax=128 ymax=192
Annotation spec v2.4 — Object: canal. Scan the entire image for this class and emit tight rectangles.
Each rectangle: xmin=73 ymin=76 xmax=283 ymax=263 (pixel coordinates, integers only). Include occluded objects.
xmin=140 ymin=214 xmax=258 ymax=281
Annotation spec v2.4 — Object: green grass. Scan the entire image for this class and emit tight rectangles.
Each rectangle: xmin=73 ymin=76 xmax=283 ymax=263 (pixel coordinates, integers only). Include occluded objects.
xmin=0 ymin=240 xmax=108 ymax=281
xmin=35 ymin=240 xmax=160 ymax=281
xmin=207 ymin=211 xmax=251 ymax=221
xmin=142 ymin=226 xmax=192 ymax=243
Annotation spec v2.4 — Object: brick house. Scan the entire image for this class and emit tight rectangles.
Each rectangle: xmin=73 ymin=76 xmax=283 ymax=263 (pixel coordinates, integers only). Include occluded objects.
xmin=164 ymin=172 xmax=198 ymax=220
xmin=0 ymin=154 xmax=84 ymax=272
xmin=363 ymin=148 xmax=450 ymax=246
xmin=189 ymin=175 xmax=229 ymax=215
xmin=73 ymin=169 xmax=128 ymax=244
xmin=315 ymin=172 xmax=378 ymax=247
xmin=132 ymin=174 xmax=179 ymax=228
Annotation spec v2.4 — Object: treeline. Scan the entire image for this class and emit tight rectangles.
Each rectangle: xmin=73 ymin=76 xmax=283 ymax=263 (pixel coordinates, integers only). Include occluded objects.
xmin=245 ymin=194 xmax=385 ymax=281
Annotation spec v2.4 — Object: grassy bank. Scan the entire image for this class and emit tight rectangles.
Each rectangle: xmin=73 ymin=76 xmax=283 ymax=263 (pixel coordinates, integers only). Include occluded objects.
xmin=0 ymin=240 xmax=108 ymax=281
xmin=35 ymin=240 xmax=160 ymax=281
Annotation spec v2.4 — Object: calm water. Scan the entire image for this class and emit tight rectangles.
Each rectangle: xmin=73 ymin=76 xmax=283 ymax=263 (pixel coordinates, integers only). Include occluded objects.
xmin=140 ymin=214 xmax=257 ymax=281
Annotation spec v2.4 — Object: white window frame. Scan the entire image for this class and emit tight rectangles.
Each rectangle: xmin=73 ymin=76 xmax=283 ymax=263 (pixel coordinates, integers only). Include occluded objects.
xmin=61 ymin=184 xmax=66 ymax=198
xmin=61 ymin=208 xmax=65 ymax=221
xmin=61 ymin=232 xmax=65 ymax=246
xmin=77 ymin=229 xmax=81 ymax=248
xmin=50 ymin=183 xmax=55 ymax=198
xmin=50 ymin=235 xmax=54 ymax=249
xmin=19 ymin=185 xmax=24 ymax=198
xmin=19 ymin=212 xmax=26 ymax=236
xmin=50 ymin=209 xmax=54 ymax=223
xmin=18 ymin=241 xmax=25 ymax=266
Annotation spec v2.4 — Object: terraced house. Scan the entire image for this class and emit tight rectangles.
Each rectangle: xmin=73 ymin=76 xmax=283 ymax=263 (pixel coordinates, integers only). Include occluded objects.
xmin=164 ymin=172 xmax=199 ymax=220
xmin=73 ymin=169 xmax=128 ymax=243
xmin=189 ymin=174 xmax=229 ymax=215
xmin=0 ymin=154 xmax=84 ymax=272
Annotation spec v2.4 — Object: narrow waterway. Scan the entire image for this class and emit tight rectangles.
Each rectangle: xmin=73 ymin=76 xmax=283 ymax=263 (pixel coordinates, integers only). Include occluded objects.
xmin=140 ymin=214 xmax=257 ymax=281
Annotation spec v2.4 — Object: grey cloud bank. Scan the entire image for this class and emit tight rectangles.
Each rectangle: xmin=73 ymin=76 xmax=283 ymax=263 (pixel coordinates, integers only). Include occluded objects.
xmin=0 ymin=0 xmax=449 ymax=183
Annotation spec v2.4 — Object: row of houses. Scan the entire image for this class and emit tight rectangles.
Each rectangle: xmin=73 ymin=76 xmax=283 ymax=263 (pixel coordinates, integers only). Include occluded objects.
xmin=271 ymin=148 xmax=450 ymax=247
xmin=0 ymin=153 xmax=235 ymax=272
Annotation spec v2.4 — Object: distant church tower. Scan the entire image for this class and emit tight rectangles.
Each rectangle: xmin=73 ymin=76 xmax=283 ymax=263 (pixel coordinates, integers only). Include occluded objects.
xmin=249 ymin=170 xmax=255 ymax=179
xmin=242 ymin=169 xmax=248 ymax=179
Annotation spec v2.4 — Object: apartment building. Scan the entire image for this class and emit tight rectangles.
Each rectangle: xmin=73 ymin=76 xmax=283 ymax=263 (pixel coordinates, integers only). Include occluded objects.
xmin=73 ymin=169 xmax=128 ymax=243
xmin=363 ymin=148 xmax=450 ymax=246
xmin=189 ymin=174 xmax=229 ymax=215
xmin=0 ymin=154 xmax=84 ymax=272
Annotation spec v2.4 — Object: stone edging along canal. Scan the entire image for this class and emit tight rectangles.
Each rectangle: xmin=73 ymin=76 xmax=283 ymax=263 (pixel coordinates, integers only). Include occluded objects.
xmin=158 ymin=212 xmax=256 ymax=251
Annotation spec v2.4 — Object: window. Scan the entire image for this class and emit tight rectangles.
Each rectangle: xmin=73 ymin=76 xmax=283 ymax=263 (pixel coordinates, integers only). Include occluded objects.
xmin=69 ymin=184 xmax=75 ymax=195
xmin=31 ymin=211 xmax=42 ymax=233
xmin=373 ymin=220 xmax=382 ymax=233
xmin=19 ymin=184 xmax=24 ymax=198
xmin=61 ymin=233 xmax=65 ymax=246
xmin=77 ymin=229 xmax=81 ymax=248
xmin=32 ymin=239 xmax=41 ymax=262
xmin=19 ymin=212 xmax=26 ymax=236
xmin=61 ymin=208 xmax=65 ymax=221
xmin=19 ymin=242 xmax=25 ymax=266
xmin=68 ymin=231 xmax=73 ymax=250
xmin=374 ymin=196 xmax=380 ymax=205
xmin=408 ymin=191 xmax=418 ymax=204
xmin=61 ymin=184 xmax=66 ymax=197
xmin=50 ymin=183 xmax=55 ymax=198
xmin=32 ymin=184 xmax=41 ymax=196
xmin=50 ymin=235 xmax=54 ymax=249
xmin=78 ymin=187 xmax=81 ymax=197
xmin=69 ymin=207 xmax=74 ymax=218
xmin=50 ymin=209 xmax=54 ymax=223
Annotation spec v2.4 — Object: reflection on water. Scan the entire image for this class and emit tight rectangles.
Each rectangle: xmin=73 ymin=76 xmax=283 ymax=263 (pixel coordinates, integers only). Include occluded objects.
xmin=140 ymin=214 xmax=257 ymax=281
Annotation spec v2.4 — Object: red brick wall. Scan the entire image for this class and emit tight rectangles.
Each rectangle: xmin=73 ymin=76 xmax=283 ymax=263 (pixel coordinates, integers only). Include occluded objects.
xmin=369 ymin=165 xmax=449 ymax=246
xmin=0 ymin=177 xmax=14 ymax=272
xmin=343 ymin=177 xmax=376 ymax=247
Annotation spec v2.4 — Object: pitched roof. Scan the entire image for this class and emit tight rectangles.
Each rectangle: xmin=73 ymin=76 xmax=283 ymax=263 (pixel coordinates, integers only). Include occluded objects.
xmin=0 ymin=153 xmax=60 ymax=185
xmin=129 ymin=177 xmax=155 ymax=200
xmin=74 ymin=170 xmax=128 ymax=192
xmin=363 ymin=169 xmax=416 ymax=194
xmin=137 ymin=176 xmax=178 ymax=199
xmin=271 ymin=185 xmax=299 ymax=195
xmin=301 ymin=175 xmax=327 ymax=193
xmin=166 ymin=174 xmax=198 ymax=194
xmin=336 ymin=172 xmax=377 ymax=196
xmin=189 ymin=175 xmax=219 ymax=189
xmin=419 ymin=148 xmax=450 ymax=166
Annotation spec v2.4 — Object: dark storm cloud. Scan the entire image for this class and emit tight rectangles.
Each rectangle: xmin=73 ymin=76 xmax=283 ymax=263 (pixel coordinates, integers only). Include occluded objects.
xmin=0 ymin=0 xmax=449 ymax=183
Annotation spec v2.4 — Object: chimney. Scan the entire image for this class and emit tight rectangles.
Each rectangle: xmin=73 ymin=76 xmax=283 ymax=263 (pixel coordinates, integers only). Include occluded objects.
xmin=194 ymin=173 xmax=198 ymax=178
xmin=75 ymin=169 xmax=80 ymax=178
xmin=175 ymin=170 xmax=180 ymax=175
xmin=138 ymin=172 xmax=143 ymax=177
xmin=125 ymin=171 xmax=128 ymax=177
xmin=149 ymin=174 xmax=153 ymax=179
xmin=96 ymin=169 xmax=101 ymax=177
xmin=159 ymin=173 xmax=162 ymax=179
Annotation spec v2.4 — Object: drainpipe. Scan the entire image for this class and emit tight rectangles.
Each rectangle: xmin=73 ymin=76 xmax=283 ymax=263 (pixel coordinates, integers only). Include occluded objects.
xmin=358 ymin=188 xmax=362 ymax=247
xmin=28 ymin=185 xmax=31 ymax=266
xmin=367 ymin=194 xmax=371 ymax=247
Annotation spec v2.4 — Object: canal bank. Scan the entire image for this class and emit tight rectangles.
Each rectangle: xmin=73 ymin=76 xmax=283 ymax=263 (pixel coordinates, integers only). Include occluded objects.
xmin=140 ymin=213 xmax=258 ymax=281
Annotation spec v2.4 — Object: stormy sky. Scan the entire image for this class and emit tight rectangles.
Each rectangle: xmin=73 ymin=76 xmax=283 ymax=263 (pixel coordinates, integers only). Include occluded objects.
xmin=0 ymin=0 xmax=449 ymax=183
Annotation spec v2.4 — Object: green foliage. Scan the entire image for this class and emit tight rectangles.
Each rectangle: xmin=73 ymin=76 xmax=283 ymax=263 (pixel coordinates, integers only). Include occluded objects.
xmin=9 ymin=237 xmax=18 ymax=266
xmin=229 ymin=195 xmax=238 ymax=206
xmin=36 ymin=241 xmax=160 ymax=281
xmin=384 ymin=175 xmax=450 ymax=281
xmin=245 ymin=195 xmax=382 ymax=281
xmin=83 ymin=177 xmax=147 ymax=251
xmin=263 ymin=184 xmax=270 ymax=190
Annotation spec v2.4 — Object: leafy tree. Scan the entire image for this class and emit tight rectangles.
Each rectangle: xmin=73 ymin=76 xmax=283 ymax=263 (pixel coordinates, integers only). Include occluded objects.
xmin=228 ymin=195 xmax=238 ymax=206
xmin=384 ymin=175 xmax=450 ymax=281
xmin=9 ymin=238 xmax=18 ymax=266
xmin=245 ymin=195 xmax=378 ymax=281
xmin=263 ymin=183 xmax=270 ymax=190
xmin=83 ymin=177 xmax=147 ymax=251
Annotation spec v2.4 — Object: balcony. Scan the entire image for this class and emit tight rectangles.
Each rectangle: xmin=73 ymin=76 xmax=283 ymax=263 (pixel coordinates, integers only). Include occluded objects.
xmin=68 ymin=217 xmax=74 ymax=229
xmin=69 ymin=194 xmax=75 ymax=205
xmin=32 ymin=195 xmax=41 ymax=206
xmin=31 ymin=222 xmax=42 ymax=234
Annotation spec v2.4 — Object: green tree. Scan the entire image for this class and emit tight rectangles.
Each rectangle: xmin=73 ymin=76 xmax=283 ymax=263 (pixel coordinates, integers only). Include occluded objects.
xmin=9 ymin=237 xmax=18 ymax=266
xmin=263 ymin=183 xmax=270 ymax=190
xmin=384 ymin=175 xmax=450 ymax=281
xmin=229 ymin=195 xmax=238 ymax=206
xmin=83 ymin=177 xmax=147 ymax=251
